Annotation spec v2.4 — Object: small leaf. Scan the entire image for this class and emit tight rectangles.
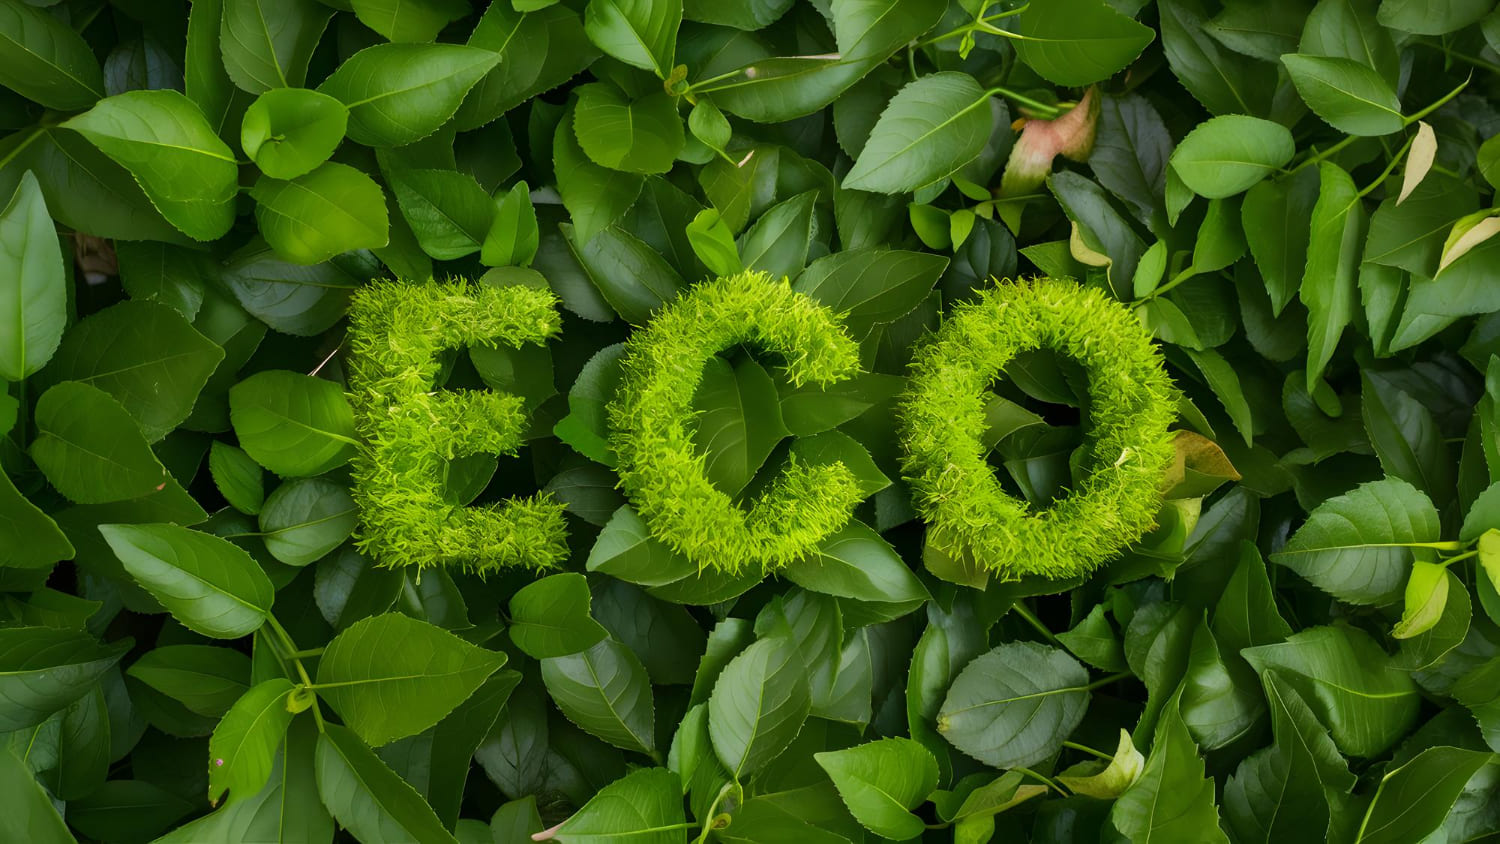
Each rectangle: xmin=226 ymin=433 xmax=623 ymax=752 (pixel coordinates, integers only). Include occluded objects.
xmin=31 ymin=382 xmax=168 ymax=504
xmin=316 ymin=613 xmax=508 ymax=747
xmin=1057 ymin=729 xmax=1145 ymax=798
xmin=258 ymin=477 xmax=357 ymax=566
xmin=1169 ymin=114 xmax=1295 ymax=198
xmin=100 ymin=523 xmax=275 ymax=639
xmin=228 ymin=370 xmax=359 ymax=478
xmin=1013 ymin=0 xmax=1155 ymax=86
xmin=0 ymin=171 xmax=66 ymax=382
xmin=318 ymin=43 xmax=500 ymax=147
xmin=708 ymin=636 xmax=809 ymax=779
xmin=482 ymin=180 xmax=539 ymax=267
xmin=241 ymin=87 xmax=348 ymax=179
xmin=315 ymin=723 xmax=459 ymax=844
xmin=844 ymin=73 xmax=995 ymax=194
xmin=815 ymin=738 xmax=938 ymax=841
xmin=685 ymin=208 xmax=742 ymax=277
xmin=553 ymin=767 xmax=687 ymax=842
xmin=207 ymin=678 xmax=295 ymax=805
xmin=1391 ymin=560 xmax=1448 ymax=639
xmin=251 ymin=162 xmax=390 ymax=265
xmin=1398 ymin=122 xmax=1436 ymax=204
xmin=937 ymin=642 xmax=1090 ymax=770
xmin=541 ymin=637 xmax=655 ymax=754
xmin=1108 ymin=691 xmax=1229 ymax=843
xmin=1282 ymin=54 xmax=1404 ymax=136
xmin=583 ymin=0 xmax=681 ymax=78
xmin=782 ymin=520 xmax=928 ymax=604
xmin=209 ymin=442 xmax=264 ymax=516
xmin=573 ymin=83 xmax=684 ymax=174
xmin=507 ymin=573 xmax=609 ymax=659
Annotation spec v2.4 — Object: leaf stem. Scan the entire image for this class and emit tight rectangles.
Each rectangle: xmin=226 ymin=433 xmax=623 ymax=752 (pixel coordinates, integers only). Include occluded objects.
xmin=984 ymin=86 xmax=1064 ymax=119
xmin=694 ymin=782 xmax=737 ymax=844
xmin=1084 ymin=671 xmax=1134 ymax=691
xmin=1062 ymin=740 xmax=1114 ymax=760
xmin=1403 ymin=75 xmax=1470 ymax=126
xmin=1357 ymin=132 xmax=1416 ymax=198
xmin=266 ymin=614 xmax=326 ymax=732
xmin=1294 ymin=134 xmax=1359 ymax=171
xmin=1014 ymin=766 xmax=1067 ymax=795
xmin=1011 ymin=602 xmax=1062 ymax=646
xmin=915 ymin=5 xmax=1031 ymax=49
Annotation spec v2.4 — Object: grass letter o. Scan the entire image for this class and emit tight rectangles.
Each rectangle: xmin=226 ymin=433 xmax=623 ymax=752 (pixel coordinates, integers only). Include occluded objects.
xmin=899 ymin=278 xmax=1177 ymax=580
xmin=609 ymin=271 xmax=864 ymax=574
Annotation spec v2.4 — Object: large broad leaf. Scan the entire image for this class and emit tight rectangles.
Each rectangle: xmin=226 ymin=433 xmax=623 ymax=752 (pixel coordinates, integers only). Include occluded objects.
xmin=692 ymin=356 xmax=788 ymax=496
xmin=1301 ymin=162 xmax=1365 ymax=387
xmin=697 ymin=0 xmax=944 ymax=122
xmin=541 ymin=637 xmax=655 ymax=755
xmin=1354 ymin=746 xmax=1494 ymax=844
xmin=1282 ymin=54 xmax=1404 ymax=136
xmin=1241 ymin=626 xmax=1419 ymax=758
xmin=159 ymin=717 xmax=334 ymax=842
xmin=315 ymin=612 xmax=508 ymax=747
xmin=220 ymin=0 xmax=333 ymax=92
xmin=99 ymin=523 xmax=274 ymax=639
xmin=351 ymin=0 xmax=470 ymax=42
xmin=251 ymin=162 xmax=390 ymax=265
xmin=63 ymin=90 xmax=240 ymax=241
xmin=1270 ymin=477 xmax=1439 ymax=606
xmin=0 ymin=471 xmax=73 ymax=569
xmin=1109 ymin=691 xmax=1230 ymax=843
xmin=456 ymin=2 xmax=598 ymax=130
xmin=0 ymin=171 xmax=65 ymax=382
xmin=553 ymin=115 xmax=645 ymax=245
xmin=31 ymin=382 xmax=167 ymax=504
xmin=708 ymin=635 xmax=810 ymax=779
xmin=844 ymin=73 xmax=994 ymax=194
xmin=815 ymin=738 xmax=938 ymax=841
xmin=1012 ymin=0 xmax=1155 ymax=86
xmin=1223 ymin=672 xmax=1354 ymax=844
xmin=782 ymin=520 xmax=929 ymax=604
xmin=582 ymin=0 xmax=681 ymax=78
xmin=938 ymin=642 xmax=1090 ymax=770
xmin=0 ymin=626 xmax=129 ymax=731
xmin=228 ymin=370 xmax=358 ymax=478
xmin=507 ymin=572 xmax=609 ymax=659
xmin=792 ymin=248 xmax=947 ymax=335
xmin=0 ymin=745 xmax=73 ymax=843
xmin=553 ymin=767 xmax=688 ymax=843
xmin=318 ymin=44 xmax=501 ymax=147
xmin=41 ymin=300 xmax=224 ymax=442
xmin=208 ymin=678 xmax=296 ymax=805
xmin=0 ymin=0 xmax=104 ymax=110
xmin=1169 ymin=114 xmax=1295 ymax=198
xmin=573 ymin=83 xmax=683 ymax=174
xmin=315 ymin=723 xmax=458 ymax=844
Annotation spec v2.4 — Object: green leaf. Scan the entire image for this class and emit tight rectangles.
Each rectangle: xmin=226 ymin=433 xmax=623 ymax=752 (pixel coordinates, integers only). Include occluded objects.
xmin=1109 ymin=691 xmax=1230 ymax=843
xmin=99 ymin=523 xmax=274 ymax=639
xmin=209 ymin=442 xmax=265 ymax=516
xmin=315 ymin=723 xmax=459 ymax=844
xmin=1242 ymin=626 xmax=1419 ymax=758
xmin=1179 ymin=617 xmax=1262 ymax=750
xmin=1377 ymin=0 xmax=1492 ymax=35
xmin=554 ymin=767 xmax=687 ymax=843
xmin=455 ymin=2 xmax=598 ymax=130
xmin=793 ymin=248 xmax=947 ymax=335
xmin=1361 ymin=371 xmax=1452 ymax=500
xmin=583 ymin=0 xmax=681 ymax=78
xmin=208 ymin=678 xmax=296 ymax=805
xmin=843 ymin=73 xmax=994 ymax=195
xmin=1243 ymin=168 xmax=1320 ymax=314
xmin=1355 ymin=746 xmax=1494 ymax=843
xmin=1058 ymin=604 xmax=1128 ymax=672
xmin=482 ymin=180 xmax=539 ymax=267
xmin=1270 ymin=477 xmax=1438 ymax=606
xmin=1057 ymin=729 xmax=1145 ymax=799
xmin=587 ymin=505 xmax=697 ymax=587
xmin=315 ymin=612 xmax=508 ymax=747
xmin=42 ymin=300 xmax=224 ymax=442
xmin=258 ymin=477 xmax=358 ymax=566
xmin=815 ymin=737 xmax=938 ymax=841
xmin=0 ymin=626 xmax=129 ymax=731
xmin=553 ymin=110 xmax=645 ymax=245
xmin=220 ymin=0 xmax=333 ymax=92
xmin=1158 ymin=0 xmax=1275 ymax=116
xmin=1169 ymin=114 xmax=1295 ymax=198
xmin=219 ymin=243 xmax=370 ymax=336
xmin=0 ymin=0 xmax=104 ymax=110
xmin=251 ymin=162 xmax=389 ymax=265
xmin=937 ymin=642 xmax=1090 ymax=770
xmin=228 ymin=370 xmax=359 ymax=478
xmin=564 ymin=222 xmax=683 ymax=324
xmin=508 ymin=573 xmax=609 ymax=659
xmin=782 ymin=520 xmax=928 ymax=603
xmin=387 ymin=167 xmax=493 ymax=260
xmin=31 ymin=381 xmax=168 ymax=504
xmin=0 ymin=171 xmax=65 ymax=382
xmin=1223 ymin=671 xmax=1353 ymax=844
xmin=63 ymin=89 xmax=240 ymax=241
xmin=1301 ymin=162 xmax=1365 ymax=388
xmin=0 ymin=745 xmax=72 ymax=843
xmin=1283 ymin=54 xmax=1403 ymax=136
xmin=541 ymin=637 xmax=655 ymax=754
xmin=685 ymin=208 xmax=742 ymax=277
xmin=351 ymin=0 xmax=470 ymax=42
xmin=0 ymin=470 xmax=73 ymax=569
xmin=573 ymin=83 xmax=684 ymax=174
xmin=126 ymin=644 xmax=250 ymax=717
xmin=1012 ymin=0 xmax=1156 ymax=86
xmin=318 ymin=43 xmax=501 ymax=147
xmin=738 ymin=190 xmax=818 ymax=279
xmin=692 ymin=355 xmax=788 ymax=495
xmin=709 ymin=635 xmax=809 ymax=779
xmin=241 ymin=87 xmax=348 ymax=179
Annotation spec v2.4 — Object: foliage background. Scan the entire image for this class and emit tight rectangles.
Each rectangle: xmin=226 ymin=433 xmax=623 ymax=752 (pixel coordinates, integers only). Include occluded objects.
xmin=2 ymin=0 xmax=1500 ymax=841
